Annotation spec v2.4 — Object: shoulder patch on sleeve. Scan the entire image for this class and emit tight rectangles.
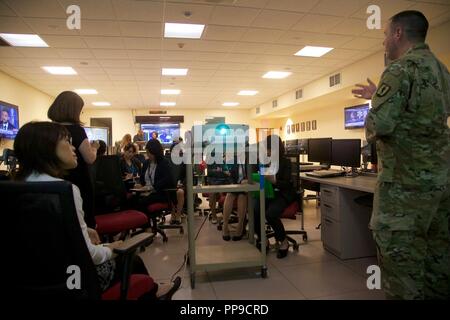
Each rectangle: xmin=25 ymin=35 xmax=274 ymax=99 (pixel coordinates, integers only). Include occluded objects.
xmin=376 ymin=83 xmax=391 ymax=97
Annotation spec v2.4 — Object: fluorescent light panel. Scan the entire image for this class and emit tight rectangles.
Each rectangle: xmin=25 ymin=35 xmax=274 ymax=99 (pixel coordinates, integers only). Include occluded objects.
xmin=161 ymin=89 xmax=180 ymax=95
xmin=294 ymin=46 xmax=334 ymax=57
xmin=75 ymin=89 xmax=98 ymax=95
xmin=262 ymin=71 xmax=292 ymax=79
xmin=160 ymin=102 xmax=176 ymax=106
xmin=0 ymin=33 xmax=48 ymax=47
xmin=222 ymin=102 xmax=239 ymax=107
xmin=42 ymin=66 xmax=77 ymax=75
xmin=162 ymin=68 xmax=188 ymax=76
xmin=238 ymin=90 xmax=258 ymax=96
xmin=164 ymin=23 xmax=205 ymax=39
xmin=92 ymin=102 xmax=111 ymax=106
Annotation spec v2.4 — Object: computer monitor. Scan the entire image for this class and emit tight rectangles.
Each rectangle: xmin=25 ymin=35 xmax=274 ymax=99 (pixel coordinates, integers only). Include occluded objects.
xmin=331 ymin=139 xmax=361 ymax=168
xmin=285 ymin=139 xmax=298 ymax=154
xmin=298 ymin=139 xmax=308 ymax=154
xmin=83 ymin=126 xmax=109 ymax=146
xmin=0 ymin=100 xmax=19 ymax=140
xmin=308 ymin=138 xmax=332 ymax=164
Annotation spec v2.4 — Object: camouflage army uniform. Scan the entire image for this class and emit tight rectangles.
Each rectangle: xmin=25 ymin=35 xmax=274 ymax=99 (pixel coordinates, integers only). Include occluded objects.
xmin=366 ymin=43 xmax=450 ymax=299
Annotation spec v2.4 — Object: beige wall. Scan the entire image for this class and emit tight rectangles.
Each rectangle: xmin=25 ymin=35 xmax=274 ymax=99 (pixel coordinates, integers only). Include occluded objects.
xmin=81 ymin=108 xmax=256 ymax=144
xmin=0 ymin=71 xmax=53 ymax=152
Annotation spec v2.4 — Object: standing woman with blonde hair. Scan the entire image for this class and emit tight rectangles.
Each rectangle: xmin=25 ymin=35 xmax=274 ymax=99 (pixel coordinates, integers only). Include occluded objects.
xmin=48 ymin=91 xmax=99 ymax=228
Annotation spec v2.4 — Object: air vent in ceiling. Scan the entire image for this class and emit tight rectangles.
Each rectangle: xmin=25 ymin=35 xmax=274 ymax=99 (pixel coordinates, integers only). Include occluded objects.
xmin=295 ymin=89 xmax=303 ymax=99
xmin=329 ymin=73 xmax=341 ymax=87
xmin=256 ymin=107 xmax=260 ymax=114
xmin=272 ymin=100 xmax=278 ymax=108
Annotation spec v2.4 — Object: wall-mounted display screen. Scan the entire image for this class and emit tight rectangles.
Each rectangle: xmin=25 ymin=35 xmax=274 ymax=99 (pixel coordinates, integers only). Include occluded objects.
xmin=344 ymin=103 xmax=370 ymax=129
xmin=0 ymin=100 xmax=19 ymax=140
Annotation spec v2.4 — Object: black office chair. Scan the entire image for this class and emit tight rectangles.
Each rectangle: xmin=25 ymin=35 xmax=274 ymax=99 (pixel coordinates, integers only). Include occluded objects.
xmin=1 ymin=180 xmax=156 ymax=300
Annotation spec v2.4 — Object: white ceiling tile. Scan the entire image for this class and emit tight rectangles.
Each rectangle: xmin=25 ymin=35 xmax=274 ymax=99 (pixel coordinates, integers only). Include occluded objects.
xmin=291 ymin=14 xmax=343 ymax=33
xmin=209 ymin=6 xmax=260 ymax=27
xmin=341 ymin=36 xmax=382 ymax=50
xmin=232 ymin=0 xmax=270 ymax=8
xmin=324 ymin=48 xmax=367 ymax=60
xmin=263 ymin=44 xmax=299 ymax=55
xmin=15 ymin=47 xmax=60 ymax=58
xmin=59 ymin=0 xmax=116 ymax=20
xmin=43 ymin=35 xmax=87 ymax=48
xmin=162 ymin=50 xmax=199 ymax=61
xmin=231 ymin=42 xmax=267 ymax=54
xmin=131 ymin=60 xmax=161 ymax=68
xmin=80 ymin=20 xmax=122 ymax=36
xmin=132 ymin=68 xmax=160 ymax=76
xmin=311 ymin=0 xmax=370 ymax=17
xmin=240 ymin=28 xmax=285 ymax=43
xmin=162 ymin=39 xmax=235 ymax=52
xmin=57 ymin=48 xmax=94 ymax=59
xmin=252 ymin=10 xmax=304 ymax=30
xmin=194 ymin=52 xmax=229 ymax=62
xmin=105 ymin=67 xmax=134 ymax=75
xmin=224 ymin=53 xmax=260 ymax=63
xmin=99 ymin=59 xmax=132 ymax=68
xmin=112 ymin=0 xmax=163 ymax=22
xmin=83 ymin=36 xmax=125 ymax=49
xmin=0 ymin=57 xmax=35 ymax=67
xmin=92 ymin=49 xmax=129 ymax=59
xmin=0 ymin=16 xmax=34 ymax=33
xmin=330 ymin=18 xmax=367 ymax=35
xmin=164 ymin=2 xmax=214 ymax=24
xmin=25 ymin=17 xmax=79 ymax=35
xmin=351 ymin=0 xmax=415 ymax=20
xmin=123 ymin=37 xmax=162 ymax=50
xmin=278 ymin=30 xmax=353 ymax=47
xmin=0 ymin=1 xmax=16 ymax=16
xmin=127 ymin=49 xmax=160 ymax=60
xmin=76 ymin=67 xmax=105 ymax=75
xmin=119 ymin=21 xmax=162 ymax=38
xmin=408 ymin=2 xmax=450 ymax=20
xmin=5 ymin=0 xmax=65 ymax=18
xmin=203 ymin=25 xmax=247 ymax=41
xmin=265 ymin=0 xmax=321 ymax=13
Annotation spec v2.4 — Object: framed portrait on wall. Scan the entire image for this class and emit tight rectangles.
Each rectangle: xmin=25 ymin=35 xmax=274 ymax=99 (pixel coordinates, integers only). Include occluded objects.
xmin=296 ymin=123 xmax=299 ymax=132
xmin=306 ymin=121 xmax=311 ymax=131
xmin=291 ymin=124 xmax=295 ymax=133
xmin=287 ymin=125 xmax=290 ymax=134
xmin=312 ymin=120 xmax=317 ymax=130
xmin=301 ymin=122 xmax=305 ymax=132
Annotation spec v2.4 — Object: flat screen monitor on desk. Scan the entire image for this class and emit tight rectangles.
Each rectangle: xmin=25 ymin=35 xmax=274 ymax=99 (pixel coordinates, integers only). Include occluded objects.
xmin=298 ymin=139 xmax=308 ymax=154
xmin=331 ymin=139 xmax=361 ymax=168
xmin=308 ymin=138 xmax=332 ymax=164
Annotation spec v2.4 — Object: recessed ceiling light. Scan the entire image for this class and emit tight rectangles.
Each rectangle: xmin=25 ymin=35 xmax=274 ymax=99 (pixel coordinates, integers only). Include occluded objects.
xmin=160 ymin=102 xmax=176 ymax=106
xmin=0 ymin=33 xmax=48 ymax=47
xmin=164 ymin=23 xmax=205 ymax=39
xmin=92 ymin=102 xmax=111 ymax=107
xmin=222 ymin=102 xmax=239 ymax=107
xmin=238 ymin=90 xmax=258 ymax=96
xmin=294 ymin=46 xmax=334 ymax=57
xmin=161 ymin=89 xmax=181 ymax=95
xmin=74 ymin=89 xmax=98 ymax=95
xmin=162 ymin=68 xmax=188 ymax=76
xmin=42 ymin=66 xmax=77 ymax=75
xmin=262 ymin=71 xmax=292 ymax=79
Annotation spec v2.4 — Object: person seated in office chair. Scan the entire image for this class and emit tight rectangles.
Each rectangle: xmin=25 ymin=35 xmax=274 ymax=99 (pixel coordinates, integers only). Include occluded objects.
xmin=253 ymin=135 xmax=296 ymax=259
xmin=120 ymin=143 xmax=142 ymax=191
xmin=222 ymin=151 xmax=248 ymax=241
xmin=13 ymin=121 xmax=180 ymax=299
xmin=96 ymin=140 xmax=107 ymax=157
xmin=134 ymin=139 xmax=176 ymax=215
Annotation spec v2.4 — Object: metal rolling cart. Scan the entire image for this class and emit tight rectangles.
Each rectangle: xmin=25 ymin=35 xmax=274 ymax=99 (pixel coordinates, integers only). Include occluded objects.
xmin=185 ymin=162 xmax=267 ymax=289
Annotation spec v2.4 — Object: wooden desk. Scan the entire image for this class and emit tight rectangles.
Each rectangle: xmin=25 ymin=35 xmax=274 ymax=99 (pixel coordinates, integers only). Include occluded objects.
xmin=301 ymin=173 xmax=378 ymax=260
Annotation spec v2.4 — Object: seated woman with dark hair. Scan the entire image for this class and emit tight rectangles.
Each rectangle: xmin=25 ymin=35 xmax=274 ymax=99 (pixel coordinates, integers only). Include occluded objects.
xmin=120 ymin=143 xmax=141 ymax=177
xmin=253 ymin=134 xmax=296 ymax=259
xmin=13 ymin=121 xmax=180 ymax=299
xmin=96 ymin=140 xmax=107 ymax=157
xmin=135 ymin=139 xmax=175 ymax=214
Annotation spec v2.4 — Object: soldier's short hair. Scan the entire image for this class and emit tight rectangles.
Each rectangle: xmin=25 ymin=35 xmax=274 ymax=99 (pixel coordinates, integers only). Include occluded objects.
xmin=390 ymin=10 xmax=429 ymax=43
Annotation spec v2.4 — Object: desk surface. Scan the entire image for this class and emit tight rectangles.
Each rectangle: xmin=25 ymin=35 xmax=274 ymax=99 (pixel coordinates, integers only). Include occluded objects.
xmin=300 ymin=173 xmax=377 ymax=193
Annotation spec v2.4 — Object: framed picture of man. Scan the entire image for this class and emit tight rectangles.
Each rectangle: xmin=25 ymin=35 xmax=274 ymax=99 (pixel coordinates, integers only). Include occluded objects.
xmin=296 ymin=123 xmax=299 ymax=132
xmin=306 ymin=121 xmax=311 ymax=131
xmin=301 ymin=122 xmax=305 ymax=132
xmin=312 ymin=120 xmax=317 ymax=130
xmin=291 ymin=124 xmax=295 ymax=133
xmin=287 ymin=125 xmax=290 ymax=134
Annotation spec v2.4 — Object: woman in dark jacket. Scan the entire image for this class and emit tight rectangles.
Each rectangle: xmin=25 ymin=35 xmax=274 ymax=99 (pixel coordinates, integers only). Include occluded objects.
xmin=137 ymin=139 xmax=175 ymax=209
xmin=254 ymin=135 xmax=296 ymax=259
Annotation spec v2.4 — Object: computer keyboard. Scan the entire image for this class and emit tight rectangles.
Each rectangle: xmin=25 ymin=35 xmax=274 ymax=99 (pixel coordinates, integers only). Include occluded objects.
xmin=305 ymin=169 xmax=345 ymax=178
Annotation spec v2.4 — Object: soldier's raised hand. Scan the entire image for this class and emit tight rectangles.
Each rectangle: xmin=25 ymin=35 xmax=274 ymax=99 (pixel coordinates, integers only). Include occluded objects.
xmin=352 ymin=78 xmax=377 ymax=100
